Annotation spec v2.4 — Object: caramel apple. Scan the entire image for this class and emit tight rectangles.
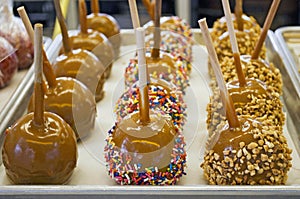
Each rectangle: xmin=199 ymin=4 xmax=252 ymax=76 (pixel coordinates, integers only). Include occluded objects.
xmin=2 ymin=24 xmax=77 ymax=184
xmin=63 ymin=0 xmax=114 ymax=79
xmin=53 ymin=0 xmax=105 ymax=102
xmin=126 ymin=0 xmax=189 ymax=93
xmin=87 ymin=0 xmax=121 ymax=58
xmin=202 ymin=117 xmax=292 ymax=185
xmin=105 ymin=28 xmax=186 ymax=185
xmin=206 ymin=79 xmax=285 ymax=136
xmin=0 ymin=36 xmax=18 ymax=88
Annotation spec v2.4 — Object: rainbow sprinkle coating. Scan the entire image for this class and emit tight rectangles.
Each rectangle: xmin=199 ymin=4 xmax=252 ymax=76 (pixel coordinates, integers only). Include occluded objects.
xmin=145 ymin=30 xmax=192 ymax=72
xmin=115 ymin=83 xmax=186 ymax=133
xmin=124 ymin=55 xmax=189 ymax=94
xmin=104 ymin=125 xmax=187 ymax=185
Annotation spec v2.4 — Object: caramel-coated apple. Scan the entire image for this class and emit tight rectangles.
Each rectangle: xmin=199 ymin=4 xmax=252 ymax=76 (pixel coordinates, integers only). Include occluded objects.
xmin=87 ymin=0 xmax=121 ymax=58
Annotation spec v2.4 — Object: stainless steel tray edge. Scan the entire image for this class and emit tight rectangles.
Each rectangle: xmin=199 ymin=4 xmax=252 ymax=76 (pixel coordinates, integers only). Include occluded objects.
xmin=275 ymin=27 xmax=300 ymax=96
xmin=269 ymin=30 xmax=300 ymax=154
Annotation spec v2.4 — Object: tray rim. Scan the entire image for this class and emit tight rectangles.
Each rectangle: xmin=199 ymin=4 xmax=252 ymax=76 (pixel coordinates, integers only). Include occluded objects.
xmin=274 ymin=26 xmax=300 ymax=96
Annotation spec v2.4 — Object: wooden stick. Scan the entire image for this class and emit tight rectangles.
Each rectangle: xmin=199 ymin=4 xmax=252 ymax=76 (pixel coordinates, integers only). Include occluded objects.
xmin=33 ymin=23 xmax=44 ymax=127
xmin=54 ymin=0 xmax=72 ymax=54
xmin=91 ymin=0 xmax=100 ymax=14
xmin=17 ymin=6 xmax=57 ymax=88
xmin=151 ymin=0 xmax=161 ymax=59
xmin=142 ymin=0 xmax=154 ymax=20
xmin=79 ymin=0 xmax=88 ymax=34
xmin=128 ymin=0 xmax=151 ymax=83
xmin=251 ymin=0 xmax=281 ymax=59
xmin=199 ymin=18 xmax=240 ymax=128
xmin=222 ymin=0 xmax=246 ymax=87
xmin=136 ymin=27 xmax=150 ymax=124
xmin=234 ymin=0 xmax=243 ymax=31
xmin=128 ymin=0 xmax=140 ymax=29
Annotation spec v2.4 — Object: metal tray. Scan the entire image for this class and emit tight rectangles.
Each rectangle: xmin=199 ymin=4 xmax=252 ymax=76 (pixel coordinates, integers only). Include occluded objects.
xmin=275 ymin=26 xmax=300 ymax=96
xmin=0 ymin=30 xmax=299 ymax=198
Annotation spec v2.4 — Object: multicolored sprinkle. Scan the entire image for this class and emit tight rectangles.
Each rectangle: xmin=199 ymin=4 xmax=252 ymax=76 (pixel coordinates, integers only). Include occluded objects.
xmin=104 ymin=125 xmax=187 ymax=185
xmin=115 ymin=82 xmax=186 ymax=133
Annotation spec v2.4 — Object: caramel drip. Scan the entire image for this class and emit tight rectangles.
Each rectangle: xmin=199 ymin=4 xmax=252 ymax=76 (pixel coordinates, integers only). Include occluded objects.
xmin=3 ymin=112 xmax=77 ymax=184
xmin=227 ymin=79 xmax=268 ymax=104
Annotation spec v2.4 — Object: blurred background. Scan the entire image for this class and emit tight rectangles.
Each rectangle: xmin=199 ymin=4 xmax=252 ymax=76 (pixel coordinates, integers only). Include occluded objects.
xmin=12 ymin=0 xmax=300 ymax=37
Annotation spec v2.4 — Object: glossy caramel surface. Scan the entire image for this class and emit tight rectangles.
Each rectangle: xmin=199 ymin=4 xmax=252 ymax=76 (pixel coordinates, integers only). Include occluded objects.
xmin=52 ymin=49 xmax=105 ymax=100
xmin=2 ymin=112 xmax=77 ymax=184
xmin=227 ymin=79 xmax=268 ymax=104
xmin=28 ymin=77 xmax=96 ymax=139
xmin=145 ymin=51 xmax=176 ymax=74
xmin=209 ymin=118 xmax=257 ymax=154
xmin=67 ymin=29 xmax=114 ymax=69
xmin=112 ymin=112 xmax=177 ymax=169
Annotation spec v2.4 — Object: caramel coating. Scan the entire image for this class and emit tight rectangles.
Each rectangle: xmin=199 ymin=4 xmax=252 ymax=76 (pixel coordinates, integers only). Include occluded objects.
xmin=201 ymin=117 xmax=292 ymax=185
xmin=112 ymin=112 xmax=176 ymax=169
xmin=87 ymin=13 xmax=121 ymax=58
xmin=28 ymin=77 xmax=96 ymax=139
xmin=2 ymin=112 xmax=77 ymax=184
xmin=52 ymin=49 xmax=105 ymax=102
xmin=64 ymin=29 xmax=114 ymax=78
xmin=206 ymin=79 xmax=285 ymax=136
